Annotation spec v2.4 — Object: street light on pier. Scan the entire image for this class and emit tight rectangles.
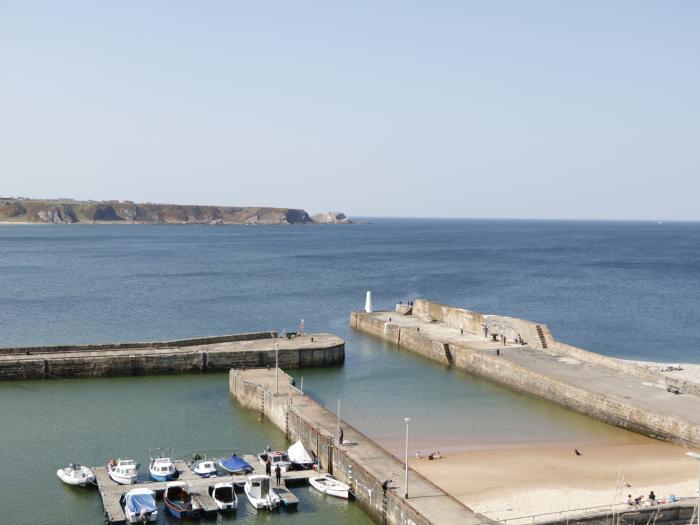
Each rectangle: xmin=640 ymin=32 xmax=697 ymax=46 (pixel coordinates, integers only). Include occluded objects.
xmin=404 ymin=417 xmax=411 ymax=499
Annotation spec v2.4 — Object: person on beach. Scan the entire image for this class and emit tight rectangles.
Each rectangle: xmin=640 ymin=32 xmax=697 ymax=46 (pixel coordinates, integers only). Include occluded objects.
xmin=415 ymin=450 xmax=423 ymax=459
xmin=649 ymin=491 xmax=656 ymax=505
xmin=434 ymin=450 xmax=441 ymax=459
xmin=574 ymin=449 xmax=582 ymax=456
xmin=275 ymin=464 xmax=281 ymax=484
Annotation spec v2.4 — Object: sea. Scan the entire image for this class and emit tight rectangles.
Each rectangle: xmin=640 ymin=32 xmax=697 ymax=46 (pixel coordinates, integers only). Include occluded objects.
xmin=0 ymin=219 xmax=698 ymax=524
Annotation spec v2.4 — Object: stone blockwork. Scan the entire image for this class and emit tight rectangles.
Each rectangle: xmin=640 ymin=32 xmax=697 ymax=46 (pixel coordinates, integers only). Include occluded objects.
xmin=229 ymin=368 xmax=489 ymax=525
xmin=0 ymin=333 xmax=344 ymax=380
xmin=352 ymin=301 xmax=700 ymax=450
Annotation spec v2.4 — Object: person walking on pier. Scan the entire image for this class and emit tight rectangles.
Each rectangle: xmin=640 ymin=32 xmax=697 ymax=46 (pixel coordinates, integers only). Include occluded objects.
xmin=275 ymin=464 xmax=282 ymax=485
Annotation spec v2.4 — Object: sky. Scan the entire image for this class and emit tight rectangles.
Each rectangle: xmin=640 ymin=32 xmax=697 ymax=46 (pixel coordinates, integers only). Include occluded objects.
xmin=1 ymin=1 xmax=698 ymax=220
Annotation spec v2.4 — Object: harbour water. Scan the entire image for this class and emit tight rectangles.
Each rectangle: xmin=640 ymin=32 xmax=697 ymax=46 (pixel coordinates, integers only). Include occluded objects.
xmin=1 ymin=219 xmax=699 ymax=524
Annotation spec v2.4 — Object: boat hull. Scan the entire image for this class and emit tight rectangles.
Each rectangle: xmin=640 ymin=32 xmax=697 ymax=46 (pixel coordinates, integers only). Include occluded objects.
xmin=309 ymin=476 xmax=350 ymax=499
xmin=149 ymin=471 xmax=175 ymax=482
xmin=109 ymin=470 xmax=136 ymax=485
xmin=57 ymin=468 xmax=95 ymax=486
xmin=164 ymin=500 xmax=203 ymax=520
xmin=244 ymin=486 xmax=280 ymax=510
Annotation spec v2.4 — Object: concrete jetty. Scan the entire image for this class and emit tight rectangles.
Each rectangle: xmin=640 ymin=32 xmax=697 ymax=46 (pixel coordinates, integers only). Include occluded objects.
xmin=96 ymin=456 xmax=314 ymax=524
xmin=0 ymin=332 xmax=344 ymax=380
xmin=230 ymin=367 xmax=490 ymax=525
xmin=351 ymin=299 xmax=700 ymax=450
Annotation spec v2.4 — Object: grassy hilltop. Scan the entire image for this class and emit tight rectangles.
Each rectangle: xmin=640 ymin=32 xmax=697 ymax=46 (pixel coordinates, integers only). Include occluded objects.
xmin=0 ymin=198 xmax=318 ymax=225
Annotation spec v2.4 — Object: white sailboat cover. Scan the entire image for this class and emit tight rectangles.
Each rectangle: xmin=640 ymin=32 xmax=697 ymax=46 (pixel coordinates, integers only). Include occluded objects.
xmin=287 ymin=440 xmax=313 ymax=465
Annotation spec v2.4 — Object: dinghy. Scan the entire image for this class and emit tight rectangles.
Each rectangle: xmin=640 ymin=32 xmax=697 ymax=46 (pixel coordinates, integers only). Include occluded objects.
xmin=309 ymin=474 xmax=350 ymax=499
xmin=123 ymin=488 xmax=158 ymax=523
xmin=189 ymin=457 xmax=217 ymax=478
xmin=163 ymin=481 xmax=203 ymax=520
xmin=108 ymin=459 xmax=138 ymax=485
xmin=287 ymin=440 xmax=315 ymax=470
xmin=210 ymin=481 xmax=237 ymax=511
xmin=244 ymin=475 xmax=281 ymax=510
xmin=56 ymin=463 xmax=95 ymax=486
xmin=218 ymin=453 xmax=253 ymax=474
xmin=258 ymin=449 xmax=292 ymax=473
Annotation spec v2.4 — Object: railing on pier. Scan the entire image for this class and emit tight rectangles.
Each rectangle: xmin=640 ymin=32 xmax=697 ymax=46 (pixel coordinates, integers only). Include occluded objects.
xmin=473 ymin=497 xmax=697 ymax=525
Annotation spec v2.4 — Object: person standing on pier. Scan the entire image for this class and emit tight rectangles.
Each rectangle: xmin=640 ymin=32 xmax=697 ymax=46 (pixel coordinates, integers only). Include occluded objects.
xmin=275 ymin=464 xmax=282 ymax=485
xmin=339 ymin=427 xmax=344 ymax=446
xmin=265 ymin=457 xmax=271 ymax=476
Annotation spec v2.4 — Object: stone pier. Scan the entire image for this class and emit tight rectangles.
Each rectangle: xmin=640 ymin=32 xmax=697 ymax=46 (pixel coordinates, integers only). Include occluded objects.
xmin=351 ymin=299 xmax=700 ymax=450
xmin=229 ymin=367 xmax=490 ymax=525
xmin=0 ymin=332 xmax=344 ymax=380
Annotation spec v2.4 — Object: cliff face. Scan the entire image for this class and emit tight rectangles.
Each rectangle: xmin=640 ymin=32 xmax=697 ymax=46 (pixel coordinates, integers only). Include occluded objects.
xmin=0 ymin=199 xmax=315 ymax=225
xmin=311 ymin=211 xmax=351 ymax=224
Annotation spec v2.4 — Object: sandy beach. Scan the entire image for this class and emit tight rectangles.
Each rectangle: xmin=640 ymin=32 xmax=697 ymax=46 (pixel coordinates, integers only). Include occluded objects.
xmin=401 ymin=361 xmax=700 ymax=522
xmin=410 ymin=439 xmax=698 ymax=521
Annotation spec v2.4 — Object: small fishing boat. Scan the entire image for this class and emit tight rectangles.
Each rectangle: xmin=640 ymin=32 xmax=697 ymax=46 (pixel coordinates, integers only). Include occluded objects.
xmin=287 ymin=440 xmax=315 ymax=470
xmin=218 ymin=453 xmax=253 ymax=474
xmin=149 ymin=448 xmax=176 ymax=481
xmin=189 ymin=457 xmax=217 ymax=478
xmin=108 ymin=459 xmax=138 ymax=485
xmin=56 ymin=463 xmax=95 ymax=486
xmin=309 ymin=474 xmax=350 ymax=499
xmin=244 ymin=475 xmax=281 ymax=510
xmin=123 ymin=488 xmax=158 ymax=523
xmin=258 ymin=449 xmax=292 ymax=473
xmin=210 ymin=481 xmax=237 ymax=511
xmin=163 ymin=481 xmax=203 ymax=520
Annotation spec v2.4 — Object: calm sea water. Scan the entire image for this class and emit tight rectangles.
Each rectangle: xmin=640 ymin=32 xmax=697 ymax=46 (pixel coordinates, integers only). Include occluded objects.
xmin=1 ymin=219 xmax=698 ymax=524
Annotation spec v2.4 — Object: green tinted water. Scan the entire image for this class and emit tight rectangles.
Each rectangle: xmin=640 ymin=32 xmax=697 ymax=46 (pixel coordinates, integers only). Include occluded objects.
xmin=0 ymin=373 xmax=373 ymax=525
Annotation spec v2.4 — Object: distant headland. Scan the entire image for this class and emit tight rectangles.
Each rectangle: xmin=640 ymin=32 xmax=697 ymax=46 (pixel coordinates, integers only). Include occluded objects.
xmin=0 ymin=197 xmax=351 ymax=225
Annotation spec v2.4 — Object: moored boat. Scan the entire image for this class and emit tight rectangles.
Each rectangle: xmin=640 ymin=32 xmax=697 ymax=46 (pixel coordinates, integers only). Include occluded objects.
xmin=287 ymin=440 xmax=315 ymax=470
xmin=189 ymin=457 xmax=217 ymax=478
xmin=108 ymin=459 xmax=138 ymax=485
xmin=149 ymin=456 xmax=176 ymax=481
xmin=56 ymin=463 xmax=95 ymax=486
xmin=258 ymin=449 xmax=292 ymax=473
xmin=210 ymin=481 xmax=237 ymax=511
xmin=309 ymin=474 xmax=350 ymax=499
xmin=123 ymin=488 xmax=158 ymax=523
xmin=163 ymin=481 xmax=203 ymax=520
xmin=218 ymin=453 xmax=253 ymax=474
xmin=244 ymin=475 xmax=281 ymax=510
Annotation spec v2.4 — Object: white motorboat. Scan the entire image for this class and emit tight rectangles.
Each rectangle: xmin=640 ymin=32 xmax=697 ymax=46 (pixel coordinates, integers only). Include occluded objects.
xmin=287 ymin=440 xmax=315 ymax=469
xmin=244 ymin=475 xmax=281 ymax=510
xmin=56 ymin=463 xmax=95 ymax=486
xmin=258 ymin=449 xmax=292 ymax=473
xmin=124 ymin=488 xmax=158 ymax=523
xmin=149 ymin=456 xmax=176 ymax=481
xmin=108 ymin=459 xmax=138 ymax=485
xmin=190 ymin=458 xmax=217 ymax=478
xmin=210 ymin=481 xmax=237 ymax=511
xmin=309 ymin=474 xmax=350 ymax=499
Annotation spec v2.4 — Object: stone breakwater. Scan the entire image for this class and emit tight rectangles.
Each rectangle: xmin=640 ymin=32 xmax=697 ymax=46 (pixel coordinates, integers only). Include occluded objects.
xmin=0 ymin=332 xmax=344 ymax=380
xmin=229 ymin=368 xmax=490 ymax=525
xmin=351 ymin=300 xmax=700 ymax=450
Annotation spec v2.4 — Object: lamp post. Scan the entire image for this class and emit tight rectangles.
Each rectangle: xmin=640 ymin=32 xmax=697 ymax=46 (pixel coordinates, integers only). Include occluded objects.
xmin=688 ymin=452 xmax=700 ymax=525
xmin=274 ymin=339 xmax=279 ymax=395
xmin=404 ymin=417 xmax=411 ymax=499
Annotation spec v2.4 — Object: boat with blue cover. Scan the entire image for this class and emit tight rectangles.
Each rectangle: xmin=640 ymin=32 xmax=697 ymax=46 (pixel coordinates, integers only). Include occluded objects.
xmin=123 ymin=488 xmax=158 ymax=523
xmin=218 ymin=454 xmax=253 ymax=474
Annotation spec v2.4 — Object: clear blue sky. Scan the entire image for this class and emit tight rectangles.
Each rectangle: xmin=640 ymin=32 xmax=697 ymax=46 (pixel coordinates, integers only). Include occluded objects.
xmin=1 ymin=1 xmax=698 ymax=220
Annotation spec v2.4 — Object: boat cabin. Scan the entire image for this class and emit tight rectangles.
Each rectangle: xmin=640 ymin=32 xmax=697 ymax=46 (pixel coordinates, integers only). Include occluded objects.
xmin=248 ymin=475 xmax=271 ymax=499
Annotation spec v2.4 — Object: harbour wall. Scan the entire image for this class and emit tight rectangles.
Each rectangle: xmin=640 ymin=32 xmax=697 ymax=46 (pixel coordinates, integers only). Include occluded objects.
xmin=0 ymin=333 xmax=344 ymax=380
xmin=351 ymin=301 xmax=700 ymax=450
xmin=229 ymin=368 xmax=488 ymax=525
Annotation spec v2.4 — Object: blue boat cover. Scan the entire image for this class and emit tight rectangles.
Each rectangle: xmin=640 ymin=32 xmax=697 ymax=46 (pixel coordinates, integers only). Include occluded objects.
xmin=128 ymin=494 xmax=157 ymax=513
xmin=220 ymin=454 xmax=253 ymax=472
